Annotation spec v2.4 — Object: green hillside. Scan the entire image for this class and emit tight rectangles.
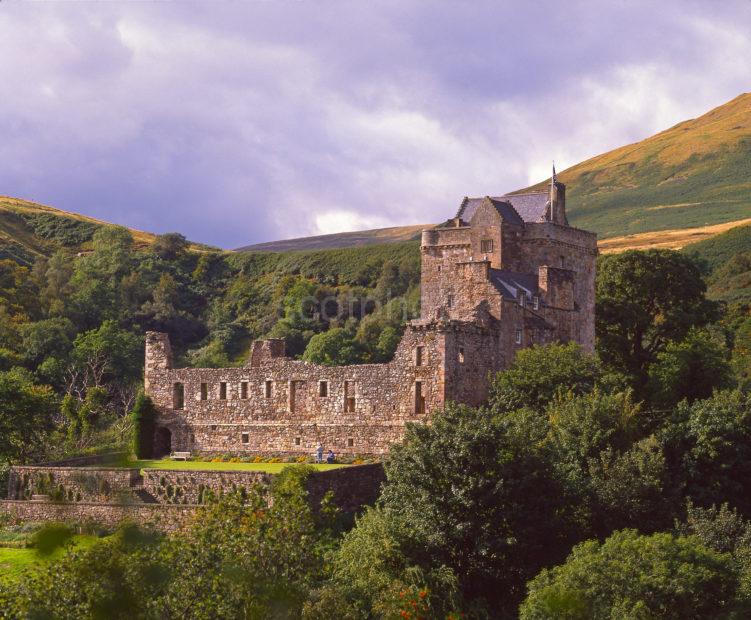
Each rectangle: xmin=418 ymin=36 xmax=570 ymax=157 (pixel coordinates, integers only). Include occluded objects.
xmin=520 ymin=93 xmax=751 ymax=238
xmin=0 ymin=196 xmax=212 ymax=265
xmin=683 ymin=222 xmax=751 ymax=305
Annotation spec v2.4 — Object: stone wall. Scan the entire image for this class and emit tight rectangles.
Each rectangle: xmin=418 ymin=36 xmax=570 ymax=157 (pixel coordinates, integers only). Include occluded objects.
xmin=0 ymin=500 xmax=196 ymax=533
xmin=8 ymin=466 xmax=141 ymax=503
xmin=306 ymin=463 xmax=385 ymax=514
xmin=141 ymin=469 xmax=271 ymax=504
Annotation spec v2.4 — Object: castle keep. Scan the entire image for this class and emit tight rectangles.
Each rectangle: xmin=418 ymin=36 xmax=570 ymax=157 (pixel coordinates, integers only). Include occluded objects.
xmin=145 ymin=179 xmax=597 ymax=456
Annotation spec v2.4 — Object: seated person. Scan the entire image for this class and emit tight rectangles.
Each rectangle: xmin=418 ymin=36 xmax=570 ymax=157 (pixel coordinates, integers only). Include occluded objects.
xmin=326 ymin=449 xmax=335 ymax=464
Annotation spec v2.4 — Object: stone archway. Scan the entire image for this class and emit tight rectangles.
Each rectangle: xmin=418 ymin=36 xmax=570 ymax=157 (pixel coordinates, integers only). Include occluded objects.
xmin=154 ymin=426 xmax=172 ymax=458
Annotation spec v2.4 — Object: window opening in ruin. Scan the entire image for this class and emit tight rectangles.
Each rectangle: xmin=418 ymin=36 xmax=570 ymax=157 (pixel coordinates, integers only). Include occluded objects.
xmin=560 ymin=255 xmax=565 ymax=268
xmin=295 ymin=437 xmax=301 ymax=446
xmin=415 ymin=381 xmax=426 ymax=415
xmin=458 ymin=346 xmax=465 ymax=364
xmin=289 ymin=381 xmax=296 ymax=412
xmin=210 ymin=424 xmax=217 ymax=431
xmin=265 ymin=380 xmax=272 ymax=398
xmin=515 ymin=329 xmax=522 ymax=344
xmin=415 ymin=346 xmax=424 ymax=366
xmin=518 ymin=292 xmax=525 ymax=307
xmin=533 ymin=296 xmax=540 ymax=310
xmin=200 ymin=383 xmax=208 ymax=401
xmin=344 ymin=381 xmax=356 ymax=412
xmin=437 ymin=265 xmax=442 ymax=272
xmin=172 ymin=383 xmax=184 ymax=410
xmin=240 ymin=381 xmax=249 ymax=399
xmin=190 ymin=433 xmax=195 ymax=444
xmin=241 ymin=432 xmax=249 ymax=444
xmin=219 ymin=382 xmax=227 ymax=400
xmin=481 ymin=239 xmax=494 ymax=253
xmin=319 ymin=381 xmax=329 ymax=397
xmin=447 ymin=294 xmax=454 ymax=308
xmin=348 ymin=438 xmax=354 ymax=447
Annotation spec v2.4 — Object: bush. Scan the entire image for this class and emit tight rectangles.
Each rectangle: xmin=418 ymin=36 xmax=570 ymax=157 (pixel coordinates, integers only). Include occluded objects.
xmin=129 ymin=390 xmax=156 ymax=459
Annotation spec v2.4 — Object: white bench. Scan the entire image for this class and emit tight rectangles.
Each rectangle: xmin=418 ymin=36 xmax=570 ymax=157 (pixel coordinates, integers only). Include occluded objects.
xmin=170 ymin=451 xmax=191 ymax=461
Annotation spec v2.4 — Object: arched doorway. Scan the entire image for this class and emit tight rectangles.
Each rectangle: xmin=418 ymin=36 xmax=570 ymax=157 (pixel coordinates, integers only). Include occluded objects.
xmin=154 ymin=427 xmax=172 ymax=458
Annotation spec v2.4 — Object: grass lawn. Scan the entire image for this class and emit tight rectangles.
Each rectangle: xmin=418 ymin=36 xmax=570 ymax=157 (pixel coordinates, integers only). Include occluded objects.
xmin=0 ymin=535 xmax=100 ymax=584
xmin=126 ymin=459 xmax=350 ymax=473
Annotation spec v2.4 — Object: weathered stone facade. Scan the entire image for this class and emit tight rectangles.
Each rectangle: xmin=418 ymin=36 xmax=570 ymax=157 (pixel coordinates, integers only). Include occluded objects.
xmin=145 ymin=181 xmax=597 ymax=456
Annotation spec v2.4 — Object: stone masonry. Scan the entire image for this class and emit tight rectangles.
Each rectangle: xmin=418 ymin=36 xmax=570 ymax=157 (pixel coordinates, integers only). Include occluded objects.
xmin=145 ymin=179 xmax=597 ymax=456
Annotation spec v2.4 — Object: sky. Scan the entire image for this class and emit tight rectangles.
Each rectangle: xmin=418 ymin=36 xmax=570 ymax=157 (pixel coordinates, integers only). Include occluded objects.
xmin=1 ymin=1 xmax=750 ymax=249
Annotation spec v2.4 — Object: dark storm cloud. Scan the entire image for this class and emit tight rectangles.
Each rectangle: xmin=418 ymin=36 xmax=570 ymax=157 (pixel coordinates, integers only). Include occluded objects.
xmin=0 ymin=1 xmax=749 ymax=247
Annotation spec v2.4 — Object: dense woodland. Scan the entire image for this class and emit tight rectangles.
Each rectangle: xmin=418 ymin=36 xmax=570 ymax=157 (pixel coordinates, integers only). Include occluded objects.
xmin=3 ymin=218 xmax=751 ymax=617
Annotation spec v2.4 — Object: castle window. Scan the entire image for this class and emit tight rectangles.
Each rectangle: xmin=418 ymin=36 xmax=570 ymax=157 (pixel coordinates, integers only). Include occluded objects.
xmin=415 ymin=381 xmax=426 ymax=415
xmin=518 ymin=292 xmax=525 ymax=308
xmin=240 ymin=381 xmax=249 ymax=399
xmin=264 ymin=380 xmax=272 ymax=398
xmin=458 ymin=346 xmax=465 ymax=364
xmin=295 ymin=436 xmax=301 ymax=446
xmin=210 ymin=424 xmax=217 ymax=431
xmin=415 ymin=346 xmax=424 ymax=366
xmin=319 ymin=381 xmax=329 ymax=397
xmin=447 ymin=294 xmax=454 ymax=308
xmin=344 ymin=381 xmax=356 ymax=412
xmin=289 ymin=381 xmax=297 ymax=412
xmin=348 ymin=438 xmax=354 ymax=448
xmin=190 ymin=433 xmax=195 ymax=443
xmin=560 ymin=255 xmax=565 ymax=268
xmin=219 ymin=382 xmax=227 ymax=400
xmin=241 ymin=432 xmax=249 ymax=444
xmin=481 ymin=239 xmax=494 ymax=253
xmin=172 ymin=383 xmax=184 ymax=410
xmin=515 ymin=329 xmax=522 ymax=345
xmin=200 ymin=383 xmax=208 ymax=401
xmin=533 ymin=296 xmax=540 ymax=310
xmin=437 ymin=265 xmax=442 ymax=272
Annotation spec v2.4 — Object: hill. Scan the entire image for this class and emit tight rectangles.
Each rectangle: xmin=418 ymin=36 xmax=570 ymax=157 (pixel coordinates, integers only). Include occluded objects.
xmin=0 ymin=196 xmax=212 ymax=265
xmin=235 ymin=223 xmax=431 ymax=252
xmin=519 ymin=93 xmax=751 ymax=239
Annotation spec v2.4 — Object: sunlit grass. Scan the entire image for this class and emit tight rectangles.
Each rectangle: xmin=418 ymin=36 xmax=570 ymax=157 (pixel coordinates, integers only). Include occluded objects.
xmin=125 ymin=459 xmax=349 ymax=473
xmin=0 ymin=535 xmax=100 ymax=584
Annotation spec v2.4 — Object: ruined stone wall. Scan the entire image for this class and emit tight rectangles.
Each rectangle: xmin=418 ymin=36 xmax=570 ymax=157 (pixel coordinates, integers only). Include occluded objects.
xmin=146 ymin=325 xmax=445 ymax=456
xmin=8 ymin=466 xmax=141 ymax=502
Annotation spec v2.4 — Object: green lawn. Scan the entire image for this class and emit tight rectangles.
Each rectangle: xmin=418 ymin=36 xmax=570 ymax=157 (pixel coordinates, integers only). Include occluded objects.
xmin=127 ymin=459 xmax=350 ymax=473
xmin=0 ymin=535 xmax=99 ymax=584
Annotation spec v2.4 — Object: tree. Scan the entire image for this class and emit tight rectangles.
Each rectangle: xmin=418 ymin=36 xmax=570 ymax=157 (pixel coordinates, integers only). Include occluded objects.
xmin=489 ymin=343 xmax=603 ymax=413
xmin=596 ymin=250 xmax=719 ymax=395
xmin=377 ymin=403 xmax=570 ymax=615
xmin=663 ymin=390 xmax=751 ymax=516
xmin=152 ymin=233 xmax=189 ymax=260
xmin=0 ymin=368 xmax=57 ymax=463
xmin=302 ymin=328 xmax=361 ymax=366
xmin=647 ymin=328 xmax=733 ymax=408
xmin=130 ymin=391 xmax=156 ymax=458
xmin=520 ymin=530 xmax=737 ymax=620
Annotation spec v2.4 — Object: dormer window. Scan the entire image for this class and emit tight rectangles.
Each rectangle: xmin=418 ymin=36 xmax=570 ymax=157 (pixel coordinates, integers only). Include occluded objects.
xmin=518 ymin=292 xmax=525 ymax=308
xmin=481 ymin=239 xmax=494 ymax=253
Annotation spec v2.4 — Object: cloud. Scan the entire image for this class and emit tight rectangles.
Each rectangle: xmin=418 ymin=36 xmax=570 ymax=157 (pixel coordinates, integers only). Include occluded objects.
xmin=0 ymin=0 xmax=748 ymax=248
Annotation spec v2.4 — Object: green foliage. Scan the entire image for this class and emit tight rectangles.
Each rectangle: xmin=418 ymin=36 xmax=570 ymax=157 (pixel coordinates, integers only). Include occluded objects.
xmin=596 ymin=249 xmax=719 ymax=397
xmin=130 ymin=391 xmax=156 ymax=459
xmin=520 ymin=530 xmax=738 ymax=620
xmin=21 ymin=212 xmax=99 ymax=246
xmin=647 ymin=328 xmax=733 ymax=408
xmin=377 ymin=403 xmax=570 ymax=615
xmin=0 ymin=367 xmax=57 ymax=463
xmin=31 ymin=523 xmax=74 ymax=557
xmin=489 ymin=342 xmax=603 ymax=412
xmin=303 ymin=328 xmax=362 ymax=366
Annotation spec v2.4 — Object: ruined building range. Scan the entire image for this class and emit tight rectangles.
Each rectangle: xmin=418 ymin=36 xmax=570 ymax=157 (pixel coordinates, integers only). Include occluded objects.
xmin=145 ymin=179 xmax=597 ymax=456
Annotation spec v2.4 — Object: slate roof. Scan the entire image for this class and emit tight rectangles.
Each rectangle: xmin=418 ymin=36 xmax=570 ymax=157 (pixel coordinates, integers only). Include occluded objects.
xmin=456 ymin=191 xmax=550 ymax=224
xmin=489 ymin=269 xmax=539 ymax=301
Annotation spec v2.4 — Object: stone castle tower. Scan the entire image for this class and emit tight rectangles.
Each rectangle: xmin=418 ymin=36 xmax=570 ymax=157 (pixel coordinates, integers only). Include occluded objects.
xmin=144 ymin=178 xmax=597 ymax=457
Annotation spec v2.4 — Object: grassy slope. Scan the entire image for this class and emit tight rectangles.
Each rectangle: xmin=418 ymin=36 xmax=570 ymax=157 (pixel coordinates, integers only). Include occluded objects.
xmin=0 ymin=534 xmax=100 ymax=584
xmin=518 ymin=93 xmax=751 ymax=239
xmin=0 ymin=196 xmax=213 ymax=265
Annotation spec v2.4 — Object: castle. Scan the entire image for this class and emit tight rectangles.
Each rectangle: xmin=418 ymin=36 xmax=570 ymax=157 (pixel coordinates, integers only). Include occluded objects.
xmin=144 ymin=178 xmax=597 ymax=456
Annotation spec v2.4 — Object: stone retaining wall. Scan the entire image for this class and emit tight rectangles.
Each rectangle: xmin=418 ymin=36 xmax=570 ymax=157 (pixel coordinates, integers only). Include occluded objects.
xmin=306 ymin=463 xmax=385 ymax=514
xmin=8 ymin=466 xmax=141 ymax=503
xmin=141 ymin=469 xmax=271 ymax=504
xmin=0 ymin=500 xmax=197 ymax=533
